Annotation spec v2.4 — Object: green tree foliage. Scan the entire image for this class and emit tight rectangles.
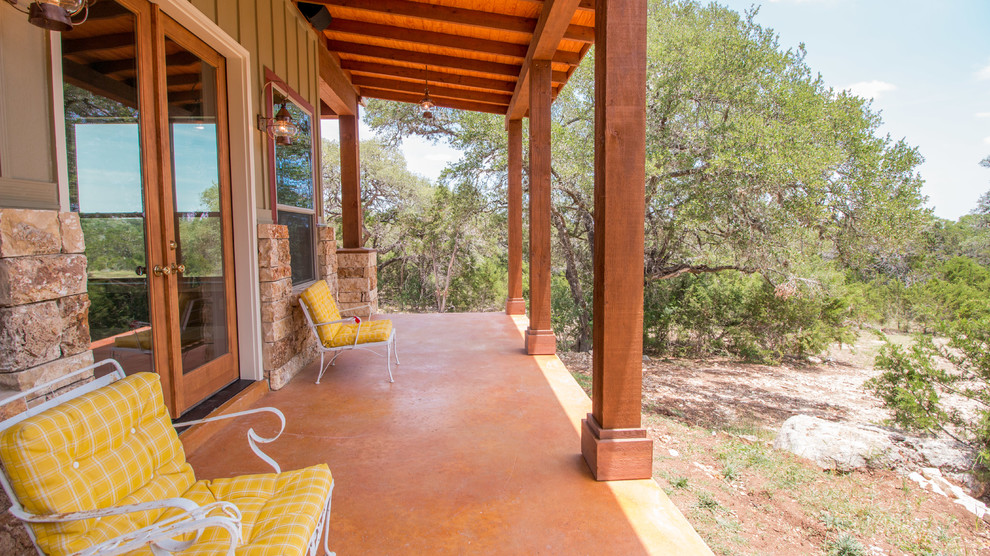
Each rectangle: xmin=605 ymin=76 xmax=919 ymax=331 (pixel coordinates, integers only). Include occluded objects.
xmin=322 ymin=138 xmax=505 ymax=312
xmin=361 ymin=0 xmax=929 ymax=358
xmin=867 ymin=318 xmax=990 ymax=481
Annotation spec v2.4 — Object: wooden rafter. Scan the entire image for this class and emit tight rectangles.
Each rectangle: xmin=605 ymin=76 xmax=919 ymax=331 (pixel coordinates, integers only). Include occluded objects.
xmin=340 ymin=60 xmax=516 ymax=93
xmin=359 ymin=87 xmax=507 ymax=115
xmin=507 ymin=0 xmax=584 ymax=121
xmin=350 ymin=75 xmax=511 ymax=105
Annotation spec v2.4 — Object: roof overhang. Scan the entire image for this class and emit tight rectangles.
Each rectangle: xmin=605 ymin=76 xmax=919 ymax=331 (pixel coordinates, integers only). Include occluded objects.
xmin=306 ymin=0 xmax=595 ymax=120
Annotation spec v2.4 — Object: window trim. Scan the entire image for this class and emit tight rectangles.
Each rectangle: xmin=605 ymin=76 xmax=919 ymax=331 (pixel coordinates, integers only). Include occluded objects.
xmin=264 ymin=68 xmax=319 ymax=284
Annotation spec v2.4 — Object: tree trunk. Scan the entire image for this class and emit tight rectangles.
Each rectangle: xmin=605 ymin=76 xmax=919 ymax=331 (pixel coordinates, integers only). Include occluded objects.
xmin=551 ymin=207 xmax=592 ymax=351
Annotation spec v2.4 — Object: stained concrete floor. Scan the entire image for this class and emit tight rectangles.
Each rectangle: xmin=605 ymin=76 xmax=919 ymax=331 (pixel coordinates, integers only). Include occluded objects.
xmin=185 ymin=312 xmax=712 ymax=555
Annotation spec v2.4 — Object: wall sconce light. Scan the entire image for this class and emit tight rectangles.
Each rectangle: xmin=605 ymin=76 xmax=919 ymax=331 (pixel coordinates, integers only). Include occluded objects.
xmin=6 ymin=0 xmax=90 ymax=32
xmin=420 ymin=66 xmax=435 ymax=120
xmin=258 ymin=103 xmax=298 ymax=146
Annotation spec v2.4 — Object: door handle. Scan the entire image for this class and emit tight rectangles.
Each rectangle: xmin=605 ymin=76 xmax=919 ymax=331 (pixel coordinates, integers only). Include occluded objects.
xmin=171 ymin=263 xmax=186 ymax=275
xmin=153 ymin=264 xmax=172 ymax=277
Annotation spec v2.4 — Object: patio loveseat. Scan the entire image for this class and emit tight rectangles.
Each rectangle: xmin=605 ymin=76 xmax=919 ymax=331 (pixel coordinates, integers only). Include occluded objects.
xmin=0 ymin=359 xmax=334 ymax=556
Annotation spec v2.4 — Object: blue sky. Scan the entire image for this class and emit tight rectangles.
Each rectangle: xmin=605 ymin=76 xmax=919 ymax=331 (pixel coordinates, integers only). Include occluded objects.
xmin=323 ymin=0 xmax=990 ymax=221
xmin=76 ymin=123 xmax=218 ymax=213
xmin=719 ymin=0 xmax=990 ymax=220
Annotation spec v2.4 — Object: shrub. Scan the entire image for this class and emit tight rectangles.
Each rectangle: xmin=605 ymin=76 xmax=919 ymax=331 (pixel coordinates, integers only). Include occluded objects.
xmin=867 ymin=317 xmax=990 ymax=482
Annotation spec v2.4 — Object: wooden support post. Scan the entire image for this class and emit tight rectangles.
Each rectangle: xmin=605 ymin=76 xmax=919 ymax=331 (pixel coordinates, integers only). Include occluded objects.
xmin=581 ymin=0 xmax=653 ymax=481
xmin=525 ymin=60 xmax=555 ymax=355
xmin=506 ymin=118 xmax=526 ymax=315
xmin=340 ymin=114 xmax=362 ymax=249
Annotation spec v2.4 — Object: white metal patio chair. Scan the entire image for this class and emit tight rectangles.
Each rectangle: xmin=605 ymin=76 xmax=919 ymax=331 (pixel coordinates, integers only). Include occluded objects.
xmin=298 ymin=279 xmax=398 ymax=384
xmin=0 ymin=359 xmax=335 ymax=556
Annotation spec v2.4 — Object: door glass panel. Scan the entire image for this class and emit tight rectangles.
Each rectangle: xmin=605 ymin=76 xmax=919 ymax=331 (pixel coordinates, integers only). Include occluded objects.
xmin=163 ymin=37 xmax=229 ymax=374
xmin=62 ymin=1 xmax=154 ymax=374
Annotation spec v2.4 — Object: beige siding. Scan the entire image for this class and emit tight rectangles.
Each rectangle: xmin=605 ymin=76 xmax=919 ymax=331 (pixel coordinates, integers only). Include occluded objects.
xmin=202 ymin=0 xmax=324 ymax=219
xmin=0 ymin=4 xmax=59 ymax=209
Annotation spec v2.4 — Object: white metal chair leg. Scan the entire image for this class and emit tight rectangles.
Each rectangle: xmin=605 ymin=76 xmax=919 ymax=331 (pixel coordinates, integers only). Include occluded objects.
xmin=385 ymin=338 xmax=395 ymax=383
xmin=392 ymin=331 xmax=400 ymax=366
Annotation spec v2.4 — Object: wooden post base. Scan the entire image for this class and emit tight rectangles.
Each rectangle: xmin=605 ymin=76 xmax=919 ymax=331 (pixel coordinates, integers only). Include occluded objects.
xmin=581 ymin=413 xmax=653 ymax=481
xmin=525 ymin=328 xmax=556 ymax=355
xmin=505 ymin=297 xmax=526 ymax=315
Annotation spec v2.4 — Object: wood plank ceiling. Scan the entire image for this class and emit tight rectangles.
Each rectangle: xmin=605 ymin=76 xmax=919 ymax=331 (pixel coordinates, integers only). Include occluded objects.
xmin=304 ymin=0 xmax=595 ymax=116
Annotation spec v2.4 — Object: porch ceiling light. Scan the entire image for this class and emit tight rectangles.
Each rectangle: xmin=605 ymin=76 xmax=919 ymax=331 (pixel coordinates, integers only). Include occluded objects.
xmin=258 ymin=103 xmax=298 ymax=146
xmin=7 ymin=0 xmax=90 ymax=32
xmin=420 ymin=66 xmax=435 ymax=120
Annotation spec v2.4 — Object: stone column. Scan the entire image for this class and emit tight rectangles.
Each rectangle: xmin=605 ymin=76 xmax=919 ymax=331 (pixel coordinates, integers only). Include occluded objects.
xmin=336 ymin=248 xmax=377 ymax=318
xmin=0 ymin=209 xmax=92 ymax=416
xmin=317 ymin=225 xmax=338 ymax=296
xmin=258 ymin=224 xmax=315 ymax=389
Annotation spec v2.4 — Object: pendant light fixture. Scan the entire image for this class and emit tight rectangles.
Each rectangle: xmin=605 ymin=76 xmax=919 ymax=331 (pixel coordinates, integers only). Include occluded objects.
xmin=419 ymin=65 xmax=435 ymax=120
xmin=7 ymin=0 xmax=91 ymax=32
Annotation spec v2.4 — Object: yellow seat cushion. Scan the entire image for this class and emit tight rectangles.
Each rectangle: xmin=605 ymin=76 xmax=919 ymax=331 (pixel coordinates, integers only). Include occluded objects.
xmin=0 ymin=373 xmax=334 ymax=556
xmin=0 ymin=373 xmax=194 ymax=556
xmin=328 ymin=319 xmax=393 ymax=348
xmin=299 ymin=280 xmax=343 ymax=346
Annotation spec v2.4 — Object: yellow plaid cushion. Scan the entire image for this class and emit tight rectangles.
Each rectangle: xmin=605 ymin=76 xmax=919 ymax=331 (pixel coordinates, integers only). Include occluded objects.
xmin=299 ymin=280 xmax=342 ymax=346
xmin=329 ymin=319 xmax=393 ymax=348
xmin=124 ymin=464 xmax=333 ymax=556
xmin=0 ymin=373 xmax=194 ymax=556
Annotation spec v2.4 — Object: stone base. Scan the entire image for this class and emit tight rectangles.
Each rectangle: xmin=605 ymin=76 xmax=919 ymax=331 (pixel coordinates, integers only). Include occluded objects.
xmin=581 ymin=413 xmax=654 ymax=481
xmin=525 ymin=328 xmax=556 ymax=355
xmin=505 ymin=297 xmax=526 ymax=315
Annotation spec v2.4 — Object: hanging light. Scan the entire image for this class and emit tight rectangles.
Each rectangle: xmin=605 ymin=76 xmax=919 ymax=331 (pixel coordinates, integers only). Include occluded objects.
xmin=257 ymin=103 xmax=298 ymax=146
xmin=420 ymin=66 xmax=435 ymax=120
xmin=14 ymin=0 xmax=91 ymax=32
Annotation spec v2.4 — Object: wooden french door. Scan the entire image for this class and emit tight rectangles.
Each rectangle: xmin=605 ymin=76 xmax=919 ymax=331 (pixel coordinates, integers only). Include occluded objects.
xmin=61 ymin=0 xmax=238 ymax=417
xmin=152 ymin=14 xmax=239 ymax=415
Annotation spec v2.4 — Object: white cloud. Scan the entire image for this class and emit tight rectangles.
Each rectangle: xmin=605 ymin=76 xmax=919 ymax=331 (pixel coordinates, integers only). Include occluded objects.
xmin=984 ymin=136 xmax=990 ymax=146
xmin=844 ymin=80 xmax=897 ymax=100
xmin=976 ymin=62 xmax=990 ymax=81
xmin=977 ymin=112 xmax=990 ymax=119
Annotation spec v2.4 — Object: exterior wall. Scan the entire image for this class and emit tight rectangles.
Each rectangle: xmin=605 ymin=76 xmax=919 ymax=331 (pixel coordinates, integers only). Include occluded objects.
xmin=0 ymin=209 xmax=92 ymax=414
xmin=258 ymin=223 xmax=338 ymax=389
xmin=0 ymin=5 xmax=60 ymax=210
xmin=189 ymin=0 xmax=324 ymax=224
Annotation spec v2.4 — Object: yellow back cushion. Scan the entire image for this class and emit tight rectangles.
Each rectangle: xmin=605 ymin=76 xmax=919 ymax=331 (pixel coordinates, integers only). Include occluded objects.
xmin=300 ymin=280 xmax=343 ymax=346
xmin=0 ymin=372 xmax=194 ymax=556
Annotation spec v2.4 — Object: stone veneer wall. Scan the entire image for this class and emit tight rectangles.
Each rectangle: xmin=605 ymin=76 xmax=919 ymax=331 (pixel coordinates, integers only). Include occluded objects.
xmin=0 ymin=209 xmax=93 ymax=556
xmin=0 ymin=209 xmax=93 ymax=417
xmin=257 ymin=223 xmax=338 ymax=390
xmin=336 ymin=248 xmax=378 ymax=318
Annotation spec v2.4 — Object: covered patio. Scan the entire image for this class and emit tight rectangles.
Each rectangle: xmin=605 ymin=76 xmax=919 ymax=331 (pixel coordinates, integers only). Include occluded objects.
xmin=185 ymin=312 xmax=710 ymax=554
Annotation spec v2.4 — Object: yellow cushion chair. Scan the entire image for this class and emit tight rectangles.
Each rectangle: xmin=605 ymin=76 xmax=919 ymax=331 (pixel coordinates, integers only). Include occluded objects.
xmin=298 ymin=280 xmax=398 ymax=384
xmin=0 ymin=360 xmax=335 ymax=556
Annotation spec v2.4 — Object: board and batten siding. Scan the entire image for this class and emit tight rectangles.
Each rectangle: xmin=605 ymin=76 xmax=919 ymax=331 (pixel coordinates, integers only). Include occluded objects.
xmin=0 ymin=3 xmax=61 ymax=210
xmin=189 ymin=0 xmax=324 ymax=221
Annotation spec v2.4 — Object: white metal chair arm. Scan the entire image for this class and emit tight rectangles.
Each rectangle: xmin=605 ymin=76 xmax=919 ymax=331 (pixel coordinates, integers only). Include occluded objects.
xmin=173 ymin=407 xmax=286 ymax=473
xmin=311 ymin=317 xmax=360 ymax=327
xmin=10 ymin=498 xmax=242 ymax=556
xmin=338 ymin=304 xmax=371 ymax=315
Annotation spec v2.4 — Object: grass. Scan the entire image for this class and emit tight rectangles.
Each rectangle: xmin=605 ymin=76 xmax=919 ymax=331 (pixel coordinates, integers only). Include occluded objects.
xmin=825 ymin=533 xmax=866 ymax=556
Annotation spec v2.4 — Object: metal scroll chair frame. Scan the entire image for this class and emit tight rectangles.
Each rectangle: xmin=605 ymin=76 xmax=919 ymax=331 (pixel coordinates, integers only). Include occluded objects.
xmin=0 ymin=359 xmax=334 ymax=556
xmin=298 ymin=300 xmax=399 ymax=384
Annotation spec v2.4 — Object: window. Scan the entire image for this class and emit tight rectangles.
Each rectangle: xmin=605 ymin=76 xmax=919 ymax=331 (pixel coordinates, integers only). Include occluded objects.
xmin=266 ymin=71 xmax=318 ymax=284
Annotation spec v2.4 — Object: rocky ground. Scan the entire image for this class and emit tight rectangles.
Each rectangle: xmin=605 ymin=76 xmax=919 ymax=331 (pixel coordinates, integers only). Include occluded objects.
xmin=559 ymin=332 xmax=990 ymax=555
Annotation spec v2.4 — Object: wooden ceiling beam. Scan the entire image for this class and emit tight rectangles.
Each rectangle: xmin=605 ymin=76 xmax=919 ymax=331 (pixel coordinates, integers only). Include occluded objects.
xmin=358 ymin=87 xmax=507 ymax=115
xmin=92 ymin=52 xmax=198 ymax=75
xmin=329 ymin=40 xmax=521 ymax=78
xmin=350 ymin=75 xmax=511 ymax=105
xmin=507 ymin=0 xmax=584 ymax=122
xmin=62 ymin=32 xmax=134 ymax=55
xmin=310 ymin=0 xmax=534 ymax=34
xmin=518 ymin=0 xmax=595 ymax=13
xmin=325 ymin=18 xmax=529 ymax=59
xmin=340 ymin=60 xmax=516 ymax=93
xmin=319 ymin=45 xmax=359 ymax=116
